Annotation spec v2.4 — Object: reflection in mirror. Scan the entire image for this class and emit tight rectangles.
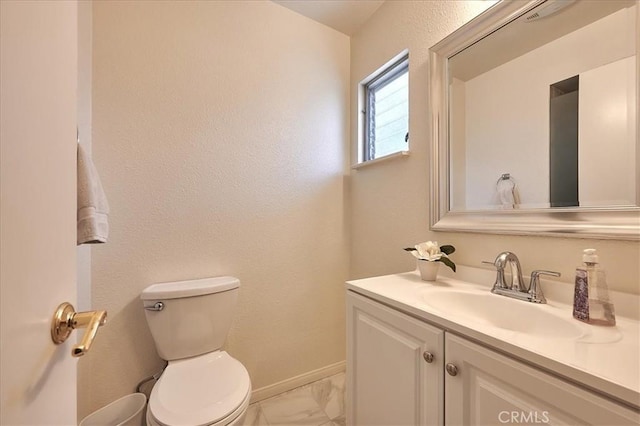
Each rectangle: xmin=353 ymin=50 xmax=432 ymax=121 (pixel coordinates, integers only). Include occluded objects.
xmin=448 ymin=0 xmax=637 ymax=211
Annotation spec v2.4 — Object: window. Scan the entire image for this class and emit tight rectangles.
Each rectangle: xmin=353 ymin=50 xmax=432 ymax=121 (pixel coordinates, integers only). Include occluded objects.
xmin=362 ymin=55 xmax=409 ymax=162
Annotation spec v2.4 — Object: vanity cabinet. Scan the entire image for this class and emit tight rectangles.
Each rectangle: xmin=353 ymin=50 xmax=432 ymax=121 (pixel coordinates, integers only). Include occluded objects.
xmin=347 ymin=291 xmax=639 ymax=426
xmin=347 ymin=291 xmax=444 ymax=425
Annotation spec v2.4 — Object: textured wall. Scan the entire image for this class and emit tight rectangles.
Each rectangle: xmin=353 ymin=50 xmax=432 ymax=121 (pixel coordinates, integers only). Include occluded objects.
xmin=80 ymin=1 xmax=349 ymax=417
xmin=349 ymin=1 xmax=493 ymax=279
xmin=349 ymin=1 xmax=640 ymax=294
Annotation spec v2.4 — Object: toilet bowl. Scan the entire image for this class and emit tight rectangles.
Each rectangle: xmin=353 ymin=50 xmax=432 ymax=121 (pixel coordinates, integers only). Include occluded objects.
xmin=146 ymin=351 xmax=251 ymax=426
xmin=141 ymin=277 xmax=251 ymax=426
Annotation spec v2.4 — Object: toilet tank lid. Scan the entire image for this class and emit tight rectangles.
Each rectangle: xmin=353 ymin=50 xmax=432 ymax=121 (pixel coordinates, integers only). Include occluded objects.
xmin=141 ymin=276 xmax=240 ymax=300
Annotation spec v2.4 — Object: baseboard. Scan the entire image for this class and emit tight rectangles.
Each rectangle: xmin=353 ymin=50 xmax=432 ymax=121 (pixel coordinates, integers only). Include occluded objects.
xmin=250 ymin=360 xmax=346 ymax=403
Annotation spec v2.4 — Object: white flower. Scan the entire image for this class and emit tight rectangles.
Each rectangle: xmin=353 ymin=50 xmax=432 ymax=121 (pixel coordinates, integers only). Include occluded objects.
xmin=405 ymin=240 xmax=456 ymax=272
xmin=411 ymin=241 xmax=445 ymax=262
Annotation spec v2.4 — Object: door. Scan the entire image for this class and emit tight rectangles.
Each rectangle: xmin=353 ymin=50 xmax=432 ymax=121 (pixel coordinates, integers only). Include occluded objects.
xmin=1 ymin=1 xmax=78 ymax=424
xmin=347 ymin=292 xmax=444 ymax=426
xmin=444 ymin=334 xmax=639 ymax=425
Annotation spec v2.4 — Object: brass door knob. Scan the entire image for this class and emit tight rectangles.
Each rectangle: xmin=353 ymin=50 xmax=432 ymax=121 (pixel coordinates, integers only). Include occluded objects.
xmin=51 ymin=302 xmax=107 ymax=357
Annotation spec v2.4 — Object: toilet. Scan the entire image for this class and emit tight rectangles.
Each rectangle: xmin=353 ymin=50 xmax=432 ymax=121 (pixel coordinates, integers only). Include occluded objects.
xmin=141 ymin=276 xmax=251 ymax=426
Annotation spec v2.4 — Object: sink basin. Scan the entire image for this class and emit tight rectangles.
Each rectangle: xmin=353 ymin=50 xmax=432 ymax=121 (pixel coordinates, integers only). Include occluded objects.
xmin=421 ymin=290 xmax=583 ymax=338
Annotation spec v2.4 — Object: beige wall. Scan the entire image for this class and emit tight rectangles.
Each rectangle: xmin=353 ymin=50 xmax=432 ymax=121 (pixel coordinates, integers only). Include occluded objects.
xmin=350 ymin=1 xmax=640 ymax=294
xmin=80 ymin=0 xmax=349 ymax=417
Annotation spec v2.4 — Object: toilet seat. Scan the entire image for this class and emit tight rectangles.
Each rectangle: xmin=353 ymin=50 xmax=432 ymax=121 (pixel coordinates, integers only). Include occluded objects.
xmin=148 ymin=351 xmax=251 ymax=426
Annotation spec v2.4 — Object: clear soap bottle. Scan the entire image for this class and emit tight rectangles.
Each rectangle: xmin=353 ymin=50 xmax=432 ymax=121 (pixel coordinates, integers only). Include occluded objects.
xmin=573 ymin=249 xmax=616 ymax=326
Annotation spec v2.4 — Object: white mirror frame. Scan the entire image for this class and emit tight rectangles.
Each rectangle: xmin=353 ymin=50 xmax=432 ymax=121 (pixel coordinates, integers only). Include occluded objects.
xmin=429 ymin=0 xmax=640 ymax=241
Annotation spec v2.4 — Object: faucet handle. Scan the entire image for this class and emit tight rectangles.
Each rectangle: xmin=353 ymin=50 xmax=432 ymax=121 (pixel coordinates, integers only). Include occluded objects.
xmin=531 ymin=270 xmax=561 ymax=279
xmin=482 ymin=260 xmax=509 ymax=290
xmin=528 ymin=270 xmax=560 ymax=304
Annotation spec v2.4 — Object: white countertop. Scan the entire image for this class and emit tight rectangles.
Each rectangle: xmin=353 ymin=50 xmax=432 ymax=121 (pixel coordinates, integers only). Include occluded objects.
xmin=346 ymin=266 xmax=640 ymax=409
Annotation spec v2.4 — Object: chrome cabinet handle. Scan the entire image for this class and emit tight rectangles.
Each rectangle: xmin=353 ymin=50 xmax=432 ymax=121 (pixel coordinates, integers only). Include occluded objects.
xmin=445 ymin=363 xmax=459 ymax=376
xmin=144 ymin=302 xmax=164 ymax=311
xmin=423 ymin=351 xmax=434 ymax=363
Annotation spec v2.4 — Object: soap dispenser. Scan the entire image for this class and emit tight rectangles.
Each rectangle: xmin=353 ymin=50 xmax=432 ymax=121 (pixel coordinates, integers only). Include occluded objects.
xmin=573 ymin=249 xmax=616 ymax=326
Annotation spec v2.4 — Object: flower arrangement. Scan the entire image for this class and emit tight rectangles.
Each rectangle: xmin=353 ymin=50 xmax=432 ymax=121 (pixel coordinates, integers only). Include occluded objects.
xmin=404 ymin=241 xmax=456 ymax=272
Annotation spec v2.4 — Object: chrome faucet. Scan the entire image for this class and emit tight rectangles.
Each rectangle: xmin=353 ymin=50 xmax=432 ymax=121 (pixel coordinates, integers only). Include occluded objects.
xmin=483 ymin=251 xmax=526 ymax=292
xmin=483 ymin=252 xmax=560 ymax=304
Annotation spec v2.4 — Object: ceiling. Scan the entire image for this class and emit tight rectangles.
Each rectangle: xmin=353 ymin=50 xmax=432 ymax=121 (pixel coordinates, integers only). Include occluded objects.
xmin=272 ymin=0 xmax=385 ymax=35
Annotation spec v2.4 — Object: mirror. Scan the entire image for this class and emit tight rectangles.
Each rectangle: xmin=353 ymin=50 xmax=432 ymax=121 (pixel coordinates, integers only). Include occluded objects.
xmin=429 ymin=0 xmax=640 ymax=240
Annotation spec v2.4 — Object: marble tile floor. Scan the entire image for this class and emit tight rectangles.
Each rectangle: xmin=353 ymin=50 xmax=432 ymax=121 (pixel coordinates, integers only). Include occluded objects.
xmin=244 ymin=372 xmax=346 ymax=426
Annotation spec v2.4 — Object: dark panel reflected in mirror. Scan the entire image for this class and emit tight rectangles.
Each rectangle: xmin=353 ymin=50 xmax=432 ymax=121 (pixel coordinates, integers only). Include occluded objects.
xmin=549 ymin=75 xmax=579 ymax=208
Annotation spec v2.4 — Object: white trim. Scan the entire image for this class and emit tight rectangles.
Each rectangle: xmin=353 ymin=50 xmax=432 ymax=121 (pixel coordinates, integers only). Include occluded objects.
xmin=351 ymin=150 xmax=410 ymax=170
xmin=250 ymin=361 xmax=346 ymax=403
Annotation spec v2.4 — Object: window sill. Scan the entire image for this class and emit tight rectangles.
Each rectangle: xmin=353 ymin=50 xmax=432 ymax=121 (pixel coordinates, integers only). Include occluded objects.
xmin=351 ymin=151 xmax=410 ymax=170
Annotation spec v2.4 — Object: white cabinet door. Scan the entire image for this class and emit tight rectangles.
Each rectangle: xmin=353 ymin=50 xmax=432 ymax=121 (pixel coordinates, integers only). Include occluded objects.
xmin=445 ymin=334 xmax=639 ymax=426
xmin=347 ymin=292 xmax=444 ymax=426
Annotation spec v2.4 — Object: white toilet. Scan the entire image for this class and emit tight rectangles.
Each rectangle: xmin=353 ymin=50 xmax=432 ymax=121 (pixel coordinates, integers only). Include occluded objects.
xmin=141 ymin=276 xmax=251 ymax=426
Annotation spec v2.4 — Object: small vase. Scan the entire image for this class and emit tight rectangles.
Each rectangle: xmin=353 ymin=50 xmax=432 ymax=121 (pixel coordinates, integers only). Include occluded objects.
xmin=417 ymin=260 xmax=439 ymax=281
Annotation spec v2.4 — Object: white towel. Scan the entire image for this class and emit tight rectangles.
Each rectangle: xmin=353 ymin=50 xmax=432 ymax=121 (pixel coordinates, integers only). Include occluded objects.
xmin=496 ymin=179 xmax=520 ymax=210
xmin=77 ymin=144 xmax=109 ymax=244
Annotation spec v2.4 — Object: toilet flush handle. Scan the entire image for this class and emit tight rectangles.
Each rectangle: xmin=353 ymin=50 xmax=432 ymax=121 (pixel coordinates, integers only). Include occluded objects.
xmin=144 ymin=302 xmax=164 ymax=312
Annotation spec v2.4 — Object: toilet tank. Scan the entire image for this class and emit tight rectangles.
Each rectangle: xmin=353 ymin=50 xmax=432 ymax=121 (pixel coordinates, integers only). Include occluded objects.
xmin=141 ymin=276 xmax=239 ymax=361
